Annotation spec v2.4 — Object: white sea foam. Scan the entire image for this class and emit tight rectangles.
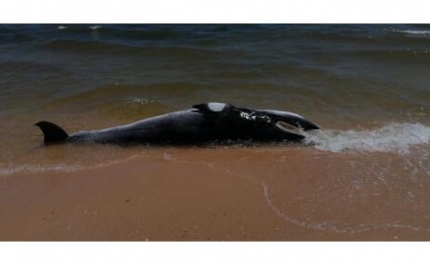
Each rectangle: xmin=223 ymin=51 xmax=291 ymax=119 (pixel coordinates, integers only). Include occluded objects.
xmin=0 ymin=164 xmax=77 ymax=178
xmin=89 ymin=26 xmax=101 ymax=30
xmin=402 ymin=30 xmax=430 ymax=35
xmin=305 ymin=123 xmax=430 ymax=154
xmin=0 ymin=153 xmax=145 ymax=178
xmin=393 ymin=29 xmax=430 ymax=36
xmin=126 ymin=96 xmax=156 ymax=105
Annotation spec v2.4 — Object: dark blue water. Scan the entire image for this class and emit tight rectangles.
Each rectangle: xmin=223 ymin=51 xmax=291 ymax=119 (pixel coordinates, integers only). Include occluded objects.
xmin=1 ymin=24 xmax=430 ymax=161
xmin=2 ymin=24 xmax=430 ymax=114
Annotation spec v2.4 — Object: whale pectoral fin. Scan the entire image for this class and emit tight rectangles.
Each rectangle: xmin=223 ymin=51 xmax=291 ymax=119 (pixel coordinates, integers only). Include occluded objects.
xmin=34 ymin=121 xmax=69 ymax=145
xmin=276 ymin=121 xmax=299 ymax=132
xmin=261 ymin=111 xmax=319 ymax=131
xmin=277 ymin=116 xmax=319 ymax=131
xmin=275 ymin=121 xmax=306 ymax=140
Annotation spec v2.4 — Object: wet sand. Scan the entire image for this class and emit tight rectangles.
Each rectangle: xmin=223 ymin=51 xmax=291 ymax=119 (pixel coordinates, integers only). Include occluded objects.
xmin=1 ymin=147 xmax=430 ymax=241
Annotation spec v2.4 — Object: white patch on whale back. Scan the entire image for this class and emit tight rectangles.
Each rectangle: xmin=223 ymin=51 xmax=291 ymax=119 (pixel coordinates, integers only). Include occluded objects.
xmin=208 ymin=102 xmax=226 ymax=112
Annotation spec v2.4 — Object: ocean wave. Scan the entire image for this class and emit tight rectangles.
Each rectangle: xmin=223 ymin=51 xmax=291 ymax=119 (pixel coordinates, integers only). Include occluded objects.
xmin=0 ymin=60 xmax=64 ymax=72
xmin=305 ymin=123 xmax=430 ymax=154
xmin=347 ymin=48 xmax=430 ymax=63
xmin=100 ymin=26 xmax=182 ymax=40
xmin=41 ymin=39 xmax=140 ymax=53
xmin=103 ymin=96 xmax=167 ymax=120
xmin=40 ymin=38 xmax=220 ymax=59
xmin=52 ymin=25 xmax=182 ymax=41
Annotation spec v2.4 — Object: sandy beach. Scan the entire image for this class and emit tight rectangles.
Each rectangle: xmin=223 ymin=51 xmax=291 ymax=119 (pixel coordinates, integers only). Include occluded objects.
xmin=1 ymin=146 xmax=429 ymax=241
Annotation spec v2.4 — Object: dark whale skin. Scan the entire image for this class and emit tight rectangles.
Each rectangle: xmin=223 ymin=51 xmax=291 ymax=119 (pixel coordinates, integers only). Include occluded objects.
xmin=35 ymin=103 xmax=319 ymax=146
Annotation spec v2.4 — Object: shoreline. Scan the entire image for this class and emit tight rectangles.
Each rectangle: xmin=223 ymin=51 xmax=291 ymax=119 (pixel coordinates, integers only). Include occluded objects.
xmin=1 ymin=148 xmax=429 ymax=241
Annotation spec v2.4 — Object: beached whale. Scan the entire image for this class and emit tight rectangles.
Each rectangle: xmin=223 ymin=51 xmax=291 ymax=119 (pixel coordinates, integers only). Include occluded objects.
xmin=35 ymin=102 xmax=319 ymax=146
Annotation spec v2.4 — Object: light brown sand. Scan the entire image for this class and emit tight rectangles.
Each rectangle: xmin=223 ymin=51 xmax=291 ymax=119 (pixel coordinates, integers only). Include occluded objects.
xmin=1 ymin=147 xmax=429 ymax=241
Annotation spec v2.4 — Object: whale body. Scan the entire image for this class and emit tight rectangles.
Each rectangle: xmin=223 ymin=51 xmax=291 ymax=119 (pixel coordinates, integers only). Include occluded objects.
xmin=35 ymin=102 xmax=319 ymax=146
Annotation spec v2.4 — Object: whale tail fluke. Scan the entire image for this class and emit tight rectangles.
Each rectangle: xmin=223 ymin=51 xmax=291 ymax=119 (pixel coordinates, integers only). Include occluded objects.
xmin=34 ymin=121 xmax=69 ymax=145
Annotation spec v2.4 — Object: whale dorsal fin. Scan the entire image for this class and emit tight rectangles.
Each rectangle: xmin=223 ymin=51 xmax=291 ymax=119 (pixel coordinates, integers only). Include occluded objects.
xmin=192 ymin=102 xmax=231 ymax=114
xmin=34 ymin=121 xmax=69 ymax=144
